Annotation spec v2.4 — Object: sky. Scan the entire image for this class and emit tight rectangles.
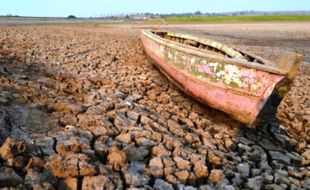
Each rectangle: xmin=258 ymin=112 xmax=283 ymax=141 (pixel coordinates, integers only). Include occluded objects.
xmin=1 ymin=0 xmax=310 ymax=17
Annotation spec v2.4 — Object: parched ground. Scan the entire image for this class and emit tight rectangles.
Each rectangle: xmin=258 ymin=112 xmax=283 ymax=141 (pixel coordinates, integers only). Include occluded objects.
xmin=0 ymin=23 xmax=309 ymax=190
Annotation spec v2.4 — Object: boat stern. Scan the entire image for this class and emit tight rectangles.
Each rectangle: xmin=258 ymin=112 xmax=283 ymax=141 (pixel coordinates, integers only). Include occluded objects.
xmin=251 ymin=53 xmax=302 ymax=126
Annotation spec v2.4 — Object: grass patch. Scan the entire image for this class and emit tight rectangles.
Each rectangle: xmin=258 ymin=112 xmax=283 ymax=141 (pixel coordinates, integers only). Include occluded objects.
xmin=151 ymin=15 xmax=310 ymax=24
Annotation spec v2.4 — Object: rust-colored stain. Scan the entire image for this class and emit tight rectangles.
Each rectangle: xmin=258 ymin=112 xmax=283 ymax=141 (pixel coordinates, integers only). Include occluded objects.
xmin=141 ymin=30 xmax=301 ymax=125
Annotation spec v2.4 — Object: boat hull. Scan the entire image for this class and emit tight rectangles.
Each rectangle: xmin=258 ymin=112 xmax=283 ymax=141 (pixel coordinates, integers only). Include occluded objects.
xmin=141 ymin=30 xmax=298 ymax=125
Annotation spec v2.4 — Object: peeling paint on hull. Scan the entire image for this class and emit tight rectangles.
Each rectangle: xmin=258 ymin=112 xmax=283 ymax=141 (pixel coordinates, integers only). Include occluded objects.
xmin=141 ymin=30 xmax=301 ymax=125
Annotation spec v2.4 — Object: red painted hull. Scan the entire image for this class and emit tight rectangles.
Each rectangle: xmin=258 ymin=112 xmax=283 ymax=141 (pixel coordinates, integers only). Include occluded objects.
xmin=141 ymin=30 xmax=301 ymax=125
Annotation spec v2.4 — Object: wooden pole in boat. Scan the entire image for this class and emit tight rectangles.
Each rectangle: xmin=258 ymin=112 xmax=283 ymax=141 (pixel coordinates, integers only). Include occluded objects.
xmin=156 ymin=18 xmax=167 ymax=30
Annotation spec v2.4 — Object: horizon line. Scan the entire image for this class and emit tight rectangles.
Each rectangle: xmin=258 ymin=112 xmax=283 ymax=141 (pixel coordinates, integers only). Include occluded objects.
xmin=1 ymin=10 xmax=310 ymax=18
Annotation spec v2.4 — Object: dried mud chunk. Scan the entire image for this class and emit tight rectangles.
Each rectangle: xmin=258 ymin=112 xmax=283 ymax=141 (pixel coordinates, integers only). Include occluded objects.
xmin=152 ymin=144 xmax=171 ymax=157
xmin=172 ymin=147 xmax=192 ymax=159
xmin=94 ymin=136 xmax=109 ymax=159
xmin=245 ymin=176 xmax=263 ymax=190
xmin=301 ymin=149 xmax=310 ymax=160
xmin=149 ymin=156 xmax=163 ymax=168
xmin=135 ymin=138 xmax=156 ymax=147
xmin=189 ymin=153 xmax=205 ymax=165
xmin=173 ymin=157 xmax=191 ymax=170
xmin=164 ymin=166 xmax=175 ymax=176
xmin=45 ymin=153 xmax=96 ymax=178
xmin=79 ymin=159 xmax=97 ymax=176
xmin=124 ymin=172 xmax=150 ymax=188
xmin=208 ymin=169 xmax=223 ymax=184
xmin=224 ymin=139 xmax=234 ymax=149
xmin=125 ymin=161 xmax=149 ymax=187
xmin=11 ymin=156 xmax=28 ymax=171
xmin=54 ymin=127 xmax=93 ymax=154
xmin=54 ymin=100 xmax=86 ymax=114
xmin=124 ymin=144 xmax=149 ymax=162
xmin=82 ymin=175 xmax=117 ymax=190
xmin=107 ymin=146 xmax=126 ymax=171
xmin=33 ymin=135 xmax=56 ymax=156
xmin=165 ymin=174 xmax=177 ymax=185
xmin=185 ymin=133 xmax=199 ymax=144
xmin=237 ymin=163 xmax=250 ymax=178
xmin=58 ymin=178 xmax=78 ymax=190
xmin=114 ymin=114 xmax=131 ymax=131
xmin=175 ymin=170 xmax=190 ymax=183
xmin=162 ymin=156 xmax=175 ymax=168
xmin=88 ymin=126 xmax=109 ymax=137
xmin=146 ymin=166 xmax=163 ymax=178
xmin=23 ymin=156 xmax=45 ymax=171
xmin=150 ymin=131 xmax=163 ymax=143
xmin=127 ymin=111 xmax=140 ymax=121
xmin=115 ymin=133 xmax=132 ymax=144
xmin=269 ymin=151 xmax=291 ymax=165
xmin=162 ymin=135 xmax=178 ymax=151
xmin=0 ymin=109 xmax=12 ymax=145
xmin=0 ymin=138 xmax=41 ymax=167
xmin=55 ymin=136 xmax=92 ymax=154
xmin=24 ymin=168 xmax=56 ymax=188
xmin=140 ymin=115 xmax=152 ymax=125
xmin=167 ymin=119 xmax=185 ymax=137
xmin=153 ymin=179 xmax=173 ymax=190
xmin=32 ymin=183 xmax=54 ymax=190
xmin=180 ymin=118 xmax=194 ymax=128
xmin=0 ymin=138 xmax=26 ymax=160
xmin=0 ymin=167 xmax=24 ymax=187
xmin=193 ymin=162 xmax=209 ymax=179
xmin=64 ymin=125 xmax=93 ymax=140
xmin=208 ymin=150 xmax=222 ymax=168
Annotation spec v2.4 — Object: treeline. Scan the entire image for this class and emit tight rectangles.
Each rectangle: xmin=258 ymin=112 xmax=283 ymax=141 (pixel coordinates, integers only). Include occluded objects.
xmin=99 ymin=10 xmax=310 ymax=20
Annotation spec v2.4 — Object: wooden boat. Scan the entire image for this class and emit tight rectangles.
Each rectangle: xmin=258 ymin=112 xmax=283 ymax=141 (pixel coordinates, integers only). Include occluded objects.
xmin=141 ymin=30 xmax=302 ymax=126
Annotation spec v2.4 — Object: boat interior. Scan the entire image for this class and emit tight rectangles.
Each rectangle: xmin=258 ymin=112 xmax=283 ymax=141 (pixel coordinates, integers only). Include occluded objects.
xmin=152 ymin=31 xmax=263 ymax=64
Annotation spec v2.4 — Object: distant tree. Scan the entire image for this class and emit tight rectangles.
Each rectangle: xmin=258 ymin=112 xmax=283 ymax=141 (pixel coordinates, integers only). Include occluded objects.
xmin=5 ymin=14 xmax=19 ymax=17
xmin=125 ymin=15 xmax=130 ymax=19
xmin=195 ymin=11 xmax=202 ymax=15
xmin=67 ymin=15 xmax=77 ymax=19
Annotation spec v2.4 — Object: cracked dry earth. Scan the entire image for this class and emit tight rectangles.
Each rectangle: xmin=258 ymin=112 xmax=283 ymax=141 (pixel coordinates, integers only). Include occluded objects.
xmin=0 ymin=25 xmax=309 ymax=190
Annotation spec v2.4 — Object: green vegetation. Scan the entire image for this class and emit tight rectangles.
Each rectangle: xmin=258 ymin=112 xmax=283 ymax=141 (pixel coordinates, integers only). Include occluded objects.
xmin=67 ymin=15 xmax=77 ymax=19
xmin=152 ymin=15 xmax=310 ymax=23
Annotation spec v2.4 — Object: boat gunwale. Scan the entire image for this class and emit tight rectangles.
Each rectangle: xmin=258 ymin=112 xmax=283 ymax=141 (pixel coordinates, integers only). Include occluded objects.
xmin=141 ymin=29 xmax=289 ymax=76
